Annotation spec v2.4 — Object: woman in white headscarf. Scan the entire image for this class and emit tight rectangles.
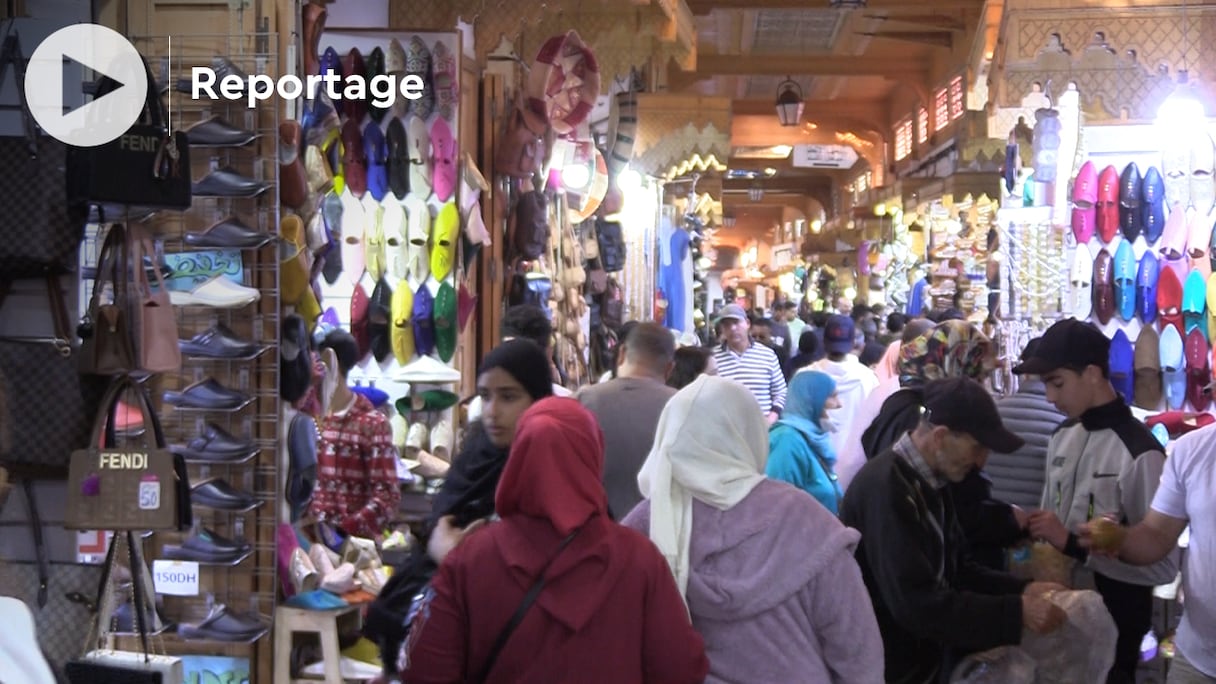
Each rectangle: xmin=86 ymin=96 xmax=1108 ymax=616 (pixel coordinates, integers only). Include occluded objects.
xmin=621 ymin=375 xmax=883 ymax=684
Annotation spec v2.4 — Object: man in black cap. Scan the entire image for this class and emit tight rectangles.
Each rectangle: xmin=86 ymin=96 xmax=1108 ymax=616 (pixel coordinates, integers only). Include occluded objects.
xmin=1014 ymin=318 xmax=1178 ymax=684
xmin=841 ymin=376 xmax=1067 ymax=684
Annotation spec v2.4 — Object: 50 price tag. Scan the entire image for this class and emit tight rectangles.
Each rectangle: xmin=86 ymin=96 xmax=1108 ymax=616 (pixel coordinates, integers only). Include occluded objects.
xmin=152 ymin=560 xmax=200 ymax=596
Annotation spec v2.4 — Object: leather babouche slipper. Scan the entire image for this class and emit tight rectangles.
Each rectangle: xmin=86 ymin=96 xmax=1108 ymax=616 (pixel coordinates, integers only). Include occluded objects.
xmin=1109 ymin=329 xmax=1134 ymax=402
xmin=340 ymin=189 xmax=367 ymax=285
xmin=279 ymin=214 xmax=311 ymax=305
xmin=1158 ymin=265 xmax=1184 ymax=337
xmin=1191 ymin=132 xmax=1216 ymax=214
xmin=1113 ymin=240 xmax=1136 ymax=322
xmin=430 ymin=117 xmax=457 ymax=202
xmin=1159 ymin=205 xmax=1189 ymax=261
xmin=169 ymin=275 xmax=261 ymax=309
xmin=183 ymin=115 xmax=256 ymax=147
xmin=341 ymin=47 xmax=368 ymax=124
xmin=1163 ymin=129 xmax=1190 ymax=212
xmin=1091 ymin=248 xmax=1115 ymax=325
xmin=404 ymin=195 xmax=431 ymax=284
xmin=365 ymin=46 xmax=388 ymax=123
xmin=1134 ymin=325 xmax=1162 ymax=410
xmin=1071 ymin=244 xmax=1093 ymax=321
xmin=430 ymin=201 xmax=459 ymax=281
xmin=1136 ymin=251 xmax=1159 ymax=324
xmin=1159 ymin=320 xmax=1186 ymax=411
xmin=1073 ymin=161 xmax=1098 ymax=206
xmin=1142 ymin=166 xmax=1167 ymax=244
xmin=387 ymin=116 xmax=410 ymax=199
xmin=192 ymin=478 xmax=258 ymax=511
xmin=363 ymin=120 xmax=389 ymax=202
xmin=390 ymin=283 xmax=415 ymax=364
xmin=1184 ymin=269 xmax=1209 ymax=340
xmin=184 ymin=216 xmax=274 ymax=249
xmin=368 ymin=277 xmax=394 ymax=363
xmin=405 ymin=36 xmax=435 ymax=120
xmin=412 ymin=283 xmax=436 ymax=357
xmin=1096 ymin=164 xmax=1120 ymax=243
xmin=192 ymin=167 xmax=271 ymax=198
xmin=383 ymin=197 xmax=408 ymax=284
xmin=280 ymin=121 xmax=308 ymax=210
xmin=433 ymin=40 xmax=458 ymax=121
xmin=433 ymin=280 xmax=456 ymax=362
xmin=1185 ymin=328 xmax=1211 ymax=411
xmin=1207 ymin=273 xmax=1216 ymax=341
xmin=281 ymin=314 xmax=313 ymax=403
xmin=302 ymin=3 xmax=327 ymax=76
xmin=363 ymin=195 xmax=386 ymax=282
xmin=1188 ymin=208 xmax=1214 ymax=278
xmin=179 ymin=323 xmax=261 ymax=359
xmin=341 ymin=119 xmax=368 ymax=199
xmin=1119 ymin=162 xmax=1142 ymax=241
xmin=408 ymin=114 xmax=432 ymax=199
xmin=351 ymin=283 xmax=371 ymax=360
xmin=1145 ymin=410 xmax=1215 ymax=438
xmin=163 ymin=378 xmax=252 ymax=411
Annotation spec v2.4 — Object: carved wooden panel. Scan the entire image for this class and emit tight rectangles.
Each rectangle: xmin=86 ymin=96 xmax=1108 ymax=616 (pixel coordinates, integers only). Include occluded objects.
xmin=634 ymin=94 xmax=731 ymax=177
xmin=998 ymin=8 xmax=1216 ymax=121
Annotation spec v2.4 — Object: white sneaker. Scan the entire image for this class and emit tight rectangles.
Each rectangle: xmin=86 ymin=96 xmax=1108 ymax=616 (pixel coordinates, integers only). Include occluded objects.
xmin=170 ymin=275 xmax=260 ymax=308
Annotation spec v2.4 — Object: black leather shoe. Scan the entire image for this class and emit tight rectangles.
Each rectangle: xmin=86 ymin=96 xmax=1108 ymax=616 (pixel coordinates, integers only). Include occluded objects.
xmin=1120 ymin=162 xmax=1142 ymax=241
xmin=192 ymin=479 xmax=258 ymax=510
xmin=365 ymin=46 xmax=387 ymax=123
xmin=180 ymin=324 xmax=262 ymax=359
xmin=192 ymin=168 xmax=271 ymax=198
xmin=368 ymin=277 xmax=393 ymax=363
xmin=172 ymin=421 xmax=256 ymax=461
xmin=175 ymin=56 xmax=250 ymax=94
xmin=184 ymin=216 xmax=274 ymax=249
xmin=386 ymin=117 xmax=409 ymax=199
xmin=280 ymin=315 xmax=313 ymax=403
xmin=163 ymin=378 xmax=252 ymax=410
xmin=177 ymin=605 xmax=268 ymax=641
xmin=183 ymin=116 xmax=257 ymax=147
xmin=162 ymin=529 xmax=250 ymax=564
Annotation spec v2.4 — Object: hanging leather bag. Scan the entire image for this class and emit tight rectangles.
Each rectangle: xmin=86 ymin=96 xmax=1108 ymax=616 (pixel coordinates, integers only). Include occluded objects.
xmin=65 ymin=377 xmax=190 ymax=531
xmin=67 ymin=56 xmax=191 ymax=210
xmin=79 ymin=224 xmax=138 ymax=376
xmin=0 ymin=277 xmax=107 ymax=478
xmin=0 ymin=30 xmax=88 ymax=276
xmin=129 ymin=231 xmax=180 ymax=373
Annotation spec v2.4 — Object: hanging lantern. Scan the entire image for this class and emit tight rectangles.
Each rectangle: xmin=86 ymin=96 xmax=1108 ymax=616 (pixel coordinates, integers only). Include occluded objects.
xmin=775 ymin=77 xmax=804 ymax=127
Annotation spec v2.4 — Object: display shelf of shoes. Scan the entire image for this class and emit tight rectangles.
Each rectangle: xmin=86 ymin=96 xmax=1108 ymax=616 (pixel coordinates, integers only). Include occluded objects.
xmin=111 ymin=37 xmax=281 ymax=662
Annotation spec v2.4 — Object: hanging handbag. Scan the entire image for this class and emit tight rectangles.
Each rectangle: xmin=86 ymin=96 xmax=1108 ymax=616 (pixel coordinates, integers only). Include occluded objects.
xmin=0 ymin=277 xmax=107 ymax=478
xmin=0 ymin=30 xmax=88 ymax=276
xmin=66 ymin=532 xmax=183 ymax=684
xmin=79 ymin=224 xmax=138 ymax=376
xmin=129 ymin=231 xmax=180 ymax=373
xmin=65 ymin=377 xmax=191 ymax=531
xmin=66 ymin=55 xmax=191 ymax=211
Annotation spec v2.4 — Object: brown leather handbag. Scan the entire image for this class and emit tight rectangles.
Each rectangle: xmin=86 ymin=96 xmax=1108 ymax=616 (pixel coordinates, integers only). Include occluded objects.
xmin=78 ymin=224 xmax=137 ymax=376
xmin=65 ymin=377 xmax=190 ymax=531
xmin=129 ymin=229 xmax=180 ymax=373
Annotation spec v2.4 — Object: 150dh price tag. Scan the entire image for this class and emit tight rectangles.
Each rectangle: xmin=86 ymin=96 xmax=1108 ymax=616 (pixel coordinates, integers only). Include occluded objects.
xmin=152 ymin=560 xmax=200 ymax=596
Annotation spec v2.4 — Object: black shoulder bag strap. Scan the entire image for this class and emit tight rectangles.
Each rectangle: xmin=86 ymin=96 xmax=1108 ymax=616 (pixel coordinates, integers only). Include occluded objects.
xmin=477 ymin=528 xmax=580 ymax=682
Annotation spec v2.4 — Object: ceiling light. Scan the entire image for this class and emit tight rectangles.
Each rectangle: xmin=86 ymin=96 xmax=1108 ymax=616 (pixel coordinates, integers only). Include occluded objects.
xmin=763 ymin=167 xmax=777 ymax=176
xmin=1157 ymin=70 xmax=1205 ymax=133
xmin=775 ymin=76 xmax=804 ymax=127
xmin=617 ymin=167 xmax=642 ymax=193
xmin=810 ymin=219 xmax=823 ymax=233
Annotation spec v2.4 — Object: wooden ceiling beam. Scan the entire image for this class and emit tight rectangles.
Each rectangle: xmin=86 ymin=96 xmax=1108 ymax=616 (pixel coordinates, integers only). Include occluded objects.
xmin=687 ymin=0 xmax=982 ymax=15
xmin=692 ymin=53 xmax=930 ymax=76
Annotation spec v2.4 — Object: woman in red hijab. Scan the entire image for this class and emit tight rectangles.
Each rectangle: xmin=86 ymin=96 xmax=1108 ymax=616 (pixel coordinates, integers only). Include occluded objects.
xmin=400 ymin=397 xmax=708 ymax=683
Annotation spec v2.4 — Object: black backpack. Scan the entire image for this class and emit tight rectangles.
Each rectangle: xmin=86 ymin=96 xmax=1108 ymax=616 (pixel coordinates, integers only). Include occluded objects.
xmin=596 ymin=217 xmax=626 ymax=272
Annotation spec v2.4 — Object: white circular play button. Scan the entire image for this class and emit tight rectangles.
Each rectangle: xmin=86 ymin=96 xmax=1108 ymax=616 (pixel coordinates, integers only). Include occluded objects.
xmin=25 ymin=23 xmax=148 ymax=147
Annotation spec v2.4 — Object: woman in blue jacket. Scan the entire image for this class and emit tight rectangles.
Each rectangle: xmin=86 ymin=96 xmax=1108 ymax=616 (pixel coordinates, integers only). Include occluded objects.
xmin=766 ymin=370 xmax=843 ymax=513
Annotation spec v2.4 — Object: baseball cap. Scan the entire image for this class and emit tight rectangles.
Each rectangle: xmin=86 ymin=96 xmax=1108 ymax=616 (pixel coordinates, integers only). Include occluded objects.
xmin=713 ymin=304 xmax=748 ymax=325
xmin=922 ymin=377 xmax=1025 ymax=453
xmin=1011 ymin=318 xmax=1110 ymax=376
xmin=823 ymin=315 xmax=855 ymax=354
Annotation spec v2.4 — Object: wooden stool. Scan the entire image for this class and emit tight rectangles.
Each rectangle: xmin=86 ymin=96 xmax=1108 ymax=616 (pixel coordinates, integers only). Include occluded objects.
xmin=274 ymin=604 xmax=362 ymax=684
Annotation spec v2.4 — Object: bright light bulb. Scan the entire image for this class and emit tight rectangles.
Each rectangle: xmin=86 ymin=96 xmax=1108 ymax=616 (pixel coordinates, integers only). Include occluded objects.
xmin=562 ymin=163 xmax=592 ymax=190
xmin=811 ymin=219 xmax=823 ymax=233
xmin=1157 ymin=86 xmax=1205 ymax=133
xmin=873 ymin=203 xmax=886 ymax=217
xmin=843 ymin=287 xmax=857 ymax=300
xmin=617 ymin=167 xmax=642 ymax=192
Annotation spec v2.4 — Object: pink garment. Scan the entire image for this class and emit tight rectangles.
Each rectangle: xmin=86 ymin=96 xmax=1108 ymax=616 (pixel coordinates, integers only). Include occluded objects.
xmin=836 ymin=377 xmax=899 ymax=492
xmin=622 ymin=480 xmax=884 ymax=684
xmin=876 ymin=341 xmax=901 ymax=382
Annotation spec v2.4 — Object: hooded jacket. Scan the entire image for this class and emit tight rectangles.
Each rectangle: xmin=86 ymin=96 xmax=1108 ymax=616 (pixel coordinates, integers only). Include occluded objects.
xmin=767 ymin=371 xmax=843 ymax=513
xmin=624 ymin=480 xmax=883 ymax=683
xmin=807 ymin=355 xmax=878 ymax=455
xmin=401 ymin=398 xmax=707 ymax=684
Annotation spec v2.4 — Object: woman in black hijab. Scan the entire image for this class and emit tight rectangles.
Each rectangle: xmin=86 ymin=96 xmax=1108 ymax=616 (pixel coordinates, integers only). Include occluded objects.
xmin=365 ymin=339 xmax=554 ymax=676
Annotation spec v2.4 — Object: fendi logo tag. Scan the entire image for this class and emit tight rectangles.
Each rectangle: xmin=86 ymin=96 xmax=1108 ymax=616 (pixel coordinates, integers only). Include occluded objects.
xmin=98 ymin=452 xmax=149 ymax=469
xmin=119 ymin=134 xmax=160 ymax=153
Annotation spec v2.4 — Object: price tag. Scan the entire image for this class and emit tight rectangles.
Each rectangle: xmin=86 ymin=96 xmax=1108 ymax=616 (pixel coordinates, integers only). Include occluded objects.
xmin=138 ymin=476 xmax=161 ymax=510
xmin=76 ymin=530 xmax=112 ymax=564
xmin=152 ymin=560 xmax=200 ymax=596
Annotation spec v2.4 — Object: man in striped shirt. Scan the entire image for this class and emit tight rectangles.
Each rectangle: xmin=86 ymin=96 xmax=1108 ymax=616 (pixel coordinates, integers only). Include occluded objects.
xmin=711 ymin=304 xmax=787 ymax=423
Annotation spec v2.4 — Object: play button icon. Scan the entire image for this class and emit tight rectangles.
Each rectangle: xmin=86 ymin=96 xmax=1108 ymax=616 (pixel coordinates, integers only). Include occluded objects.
xmin=25 ymin=23 xmax=148 ymax=147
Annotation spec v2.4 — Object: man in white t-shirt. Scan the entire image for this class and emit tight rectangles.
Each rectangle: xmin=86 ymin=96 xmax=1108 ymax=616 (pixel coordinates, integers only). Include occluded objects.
xmin=1081 ymin=422 xmax=1216 ymax=681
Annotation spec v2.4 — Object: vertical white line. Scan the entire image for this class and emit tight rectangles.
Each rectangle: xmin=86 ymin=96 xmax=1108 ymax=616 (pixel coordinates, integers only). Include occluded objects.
xmin=166 ymin=34 xmax=172 ymax=131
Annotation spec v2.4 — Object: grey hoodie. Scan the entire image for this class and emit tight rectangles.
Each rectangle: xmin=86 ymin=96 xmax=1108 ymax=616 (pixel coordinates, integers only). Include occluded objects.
xmin=623 ymin=479 xmax=884 ymax=683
